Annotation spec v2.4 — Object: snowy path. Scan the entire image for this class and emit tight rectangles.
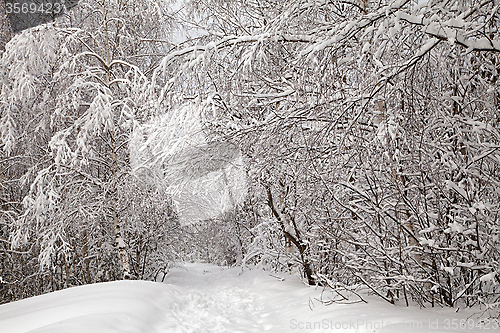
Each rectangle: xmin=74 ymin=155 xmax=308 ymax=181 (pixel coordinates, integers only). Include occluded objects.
xmin=0 ymin=263 xmax=485 ymax=333
xmin=157 ymin=264 xmax=283 ymax=332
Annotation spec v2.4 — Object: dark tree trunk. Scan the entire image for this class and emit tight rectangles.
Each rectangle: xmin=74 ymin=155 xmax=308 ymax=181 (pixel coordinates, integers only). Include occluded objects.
xmin=266 ymin=187 xmax=316 ymax=285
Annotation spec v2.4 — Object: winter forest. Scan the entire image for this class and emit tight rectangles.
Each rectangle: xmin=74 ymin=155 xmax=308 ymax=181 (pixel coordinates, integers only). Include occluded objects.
xmin=0 ymin=0 xmax=500 ymax=318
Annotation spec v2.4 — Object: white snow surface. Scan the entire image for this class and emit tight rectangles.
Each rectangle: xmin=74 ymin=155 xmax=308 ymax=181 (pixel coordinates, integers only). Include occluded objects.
xmin=0 ymin=263 xmax=483 ymax=333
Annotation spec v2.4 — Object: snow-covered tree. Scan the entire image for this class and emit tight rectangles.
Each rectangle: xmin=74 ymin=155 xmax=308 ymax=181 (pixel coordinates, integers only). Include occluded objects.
xmin=1 ymin=0 xmax=177 ymax=300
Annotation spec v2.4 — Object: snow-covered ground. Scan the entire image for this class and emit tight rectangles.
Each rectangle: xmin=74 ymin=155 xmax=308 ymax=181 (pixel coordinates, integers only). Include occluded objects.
xmin=0 ymin=263 xmax=489 ymax=332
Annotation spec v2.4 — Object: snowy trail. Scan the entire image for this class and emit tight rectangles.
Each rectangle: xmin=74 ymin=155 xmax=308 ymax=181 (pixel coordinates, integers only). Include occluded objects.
xmin=0 ymin=263 xmax=484 ymax=333
xmin=157 ymin=264 xmax=281 ymax=332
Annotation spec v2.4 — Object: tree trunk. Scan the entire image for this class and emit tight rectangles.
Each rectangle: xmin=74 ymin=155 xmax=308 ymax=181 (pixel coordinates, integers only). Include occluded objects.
xmin=266 ymin=186 xmax=315 ymax=285
xmin=81 ymin=228 xmax=91 ymax=283
xmin=113 ymin=198 xmax=131 ymax=279
xmin=110 ymin=129 xmax=131 ymax=279
xmin=102 ymin=4 xmax=130 ymax=280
